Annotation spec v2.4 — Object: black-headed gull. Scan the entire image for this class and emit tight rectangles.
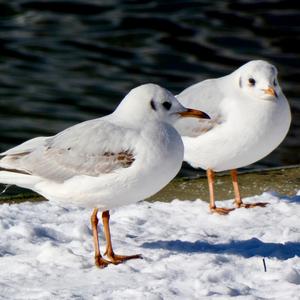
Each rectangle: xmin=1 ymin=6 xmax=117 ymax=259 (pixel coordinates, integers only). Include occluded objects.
xmin=175 ymin=60 xmax=291 ymax=214
xmin=0 ymin=83 xmax=209 ymax=267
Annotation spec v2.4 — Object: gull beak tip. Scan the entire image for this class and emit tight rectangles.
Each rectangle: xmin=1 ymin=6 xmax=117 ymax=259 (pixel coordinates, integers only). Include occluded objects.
xmin=202 ymin=112 xmax=211 ymax=119
xmin=179 ymin=108 xmax=210 ymax=119
xmin=264 ymin=87 xmax=277 ymax=98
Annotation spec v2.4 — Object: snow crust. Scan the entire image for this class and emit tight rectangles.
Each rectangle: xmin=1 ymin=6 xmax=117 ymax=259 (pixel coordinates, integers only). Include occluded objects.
xmin=0 ymin=192 xmax=299 ymax=299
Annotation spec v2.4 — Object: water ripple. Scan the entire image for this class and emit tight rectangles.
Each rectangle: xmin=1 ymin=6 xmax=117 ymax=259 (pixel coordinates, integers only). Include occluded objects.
xmin=0 ymin=0 xmax=299 ymax=176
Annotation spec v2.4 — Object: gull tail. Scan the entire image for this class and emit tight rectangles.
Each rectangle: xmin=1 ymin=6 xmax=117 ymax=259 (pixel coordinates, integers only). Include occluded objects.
xmin=0 ymin=136 xmax=48 ymax=190
xmin=0 ymin=167 xmax=40 ymax=190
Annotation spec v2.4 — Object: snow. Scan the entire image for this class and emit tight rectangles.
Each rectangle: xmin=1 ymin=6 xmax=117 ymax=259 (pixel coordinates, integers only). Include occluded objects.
xmin=0 ymin=192 xmax=299 ymax=299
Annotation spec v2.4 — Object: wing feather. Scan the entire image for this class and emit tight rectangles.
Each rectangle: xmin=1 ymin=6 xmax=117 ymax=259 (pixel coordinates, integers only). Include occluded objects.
xmin=175 ymin=78 xmax=226 ymax=137
xmin=0 ymin=137 xmax=48 ymax=156
xmin=0 ymin=118 xmax=137 ymax=182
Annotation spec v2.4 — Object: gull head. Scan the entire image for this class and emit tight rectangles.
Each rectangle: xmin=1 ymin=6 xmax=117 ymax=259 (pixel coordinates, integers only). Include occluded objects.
xmin=114 ymin=83 xmax=210 ymax=125
xmin=237 ymin=60 xmax=281 ymax=101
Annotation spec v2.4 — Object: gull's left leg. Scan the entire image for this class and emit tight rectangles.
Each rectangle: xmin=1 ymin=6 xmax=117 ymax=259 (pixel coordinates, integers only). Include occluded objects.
xmin=102 ymin=210 xmax=142 ymax=264
xmin=207 ymin=169 xmax=235 ymax=215
xmin=231 ymin=169 xmax=268 ymax=208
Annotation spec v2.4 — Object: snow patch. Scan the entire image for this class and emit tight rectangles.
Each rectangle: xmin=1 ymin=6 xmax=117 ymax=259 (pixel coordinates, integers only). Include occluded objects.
xmin=0 ymin=192 xmax=299 ymax=299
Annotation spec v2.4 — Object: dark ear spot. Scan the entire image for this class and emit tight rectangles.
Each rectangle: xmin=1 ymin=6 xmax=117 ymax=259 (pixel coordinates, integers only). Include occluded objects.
xmin=239 ymin=77 xmax=242 ymax=88
xmin=162 ymin=101 xmax=172 ymax=110
xmin=150 ymin=100 xmax=157 ymax=111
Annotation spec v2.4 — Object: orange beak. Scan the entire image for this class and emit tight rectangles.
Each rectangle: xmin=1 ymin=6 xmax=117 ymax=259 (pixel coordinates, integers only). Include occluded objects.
xmin=263 ymin=87 xmax=277 ymax=97
xmin=179 ymin=108 xmax=210 ymax=119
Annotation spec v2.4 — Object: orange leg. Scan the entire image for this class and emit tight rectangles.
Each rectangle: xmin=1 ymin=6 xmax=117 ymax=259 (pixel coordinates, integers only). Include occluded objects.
xmin=230 ymin=169 xmax=268 ymax=208
xmin=102 ymin=210 xmax=142 ymax=264
xmin=231 ymin=169 xmax=242 ymax=207
xmin=90 ymin=208 xmax=111 ymax=268
xmin=207 ymin=169 xmax=234 ymax=215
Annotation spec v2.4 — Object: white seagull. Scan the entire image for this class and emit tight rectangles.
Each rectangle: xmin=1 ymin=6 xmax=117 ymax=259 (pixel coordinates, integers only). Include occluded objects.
xmin=175 ymin=60 xmax=291 ymax=214
xmin=0 ymin=83 xmax=209 ymax=268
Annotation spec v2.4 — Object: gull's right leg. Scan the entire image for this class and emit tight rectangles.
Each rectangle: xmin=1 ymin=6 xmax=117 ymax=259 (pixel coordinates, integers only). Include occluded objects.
xmin=91 ymin=208 xmax=111 ymax=268
xmin=231 ymin=169 xmax=268 ymax=208
xmin=207 ymin=169 xmax=235 ymax=215
xmin=102 ymin=210 xmax=142 ymax=264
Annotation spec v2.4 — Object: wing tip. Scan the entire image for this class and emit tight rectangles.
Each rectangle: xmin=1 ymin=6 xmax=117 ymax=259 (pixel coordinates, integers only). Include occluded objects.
xmin=0 ymin=167 xmax=31 ymax=175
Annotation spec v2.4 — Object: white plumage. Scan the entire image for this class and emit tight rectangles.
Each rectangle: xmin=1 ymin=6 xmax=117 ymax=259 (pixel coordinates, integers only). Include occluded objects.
xmin=0 ymin=83 xmax=209 ymax=267
xmin=175 ymin=60 xmax=291 ymax=213
xmin=0 ymin=84 xmax=189 ymax=210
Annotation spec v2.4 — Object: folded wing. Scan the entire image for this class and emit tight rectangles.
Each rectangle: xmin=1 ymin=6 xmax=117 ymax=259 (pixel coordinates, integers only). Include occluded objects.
xmin=0 ymin=118 xmax=137 ymax=182
xmin=175 ymin=78 xmax=226 ymax=137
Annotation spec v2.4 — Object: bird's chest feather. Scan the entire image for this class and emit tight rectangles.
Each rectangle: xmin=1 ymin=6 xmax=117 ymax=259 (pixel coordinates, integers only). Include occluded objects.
xmin=138 ymin=124 xmax=183 ymax=171
xmin=224 ymin=98 xmax=282 ymax=145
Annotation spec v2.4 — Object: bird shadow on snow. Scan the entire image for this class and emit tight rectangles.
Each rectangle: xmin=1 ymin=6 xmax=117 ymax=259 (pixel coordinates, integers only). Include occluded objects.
xmin=141 ymin=193 xmax=300 ymax=260
xmin=268 ymin=191 xmax=300 ymax=203
xmin=281 ymin=194 xmax=300 ymax=203
xmin=142 ymin=238 xmax=300 ymax=260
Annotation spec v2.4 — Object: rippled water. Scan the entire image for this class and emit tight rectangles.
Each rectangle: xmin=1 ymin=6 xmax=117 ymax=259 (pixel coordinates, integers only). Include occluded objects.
xmin=0 ymin=0 xmax=299 ymax=176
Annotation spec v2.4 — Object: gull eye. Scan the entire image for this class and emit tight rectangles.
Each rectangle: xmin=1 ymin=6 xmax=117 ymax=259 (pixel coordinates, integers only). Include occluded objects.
xmin=162 ymin=101 xmax=172 ymax=110
xmin=248 ymin=78 xmax=256 ymax=86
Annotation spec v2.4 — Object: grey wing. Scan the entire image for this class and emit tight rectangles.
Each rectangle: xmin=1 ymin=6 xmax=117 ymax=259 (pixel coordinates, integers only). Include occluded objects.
xmin=175 ymin=78 xmax=225 ymax=137
xmin=0 ymin=136 xmax=49 ymax=174
xmin=0 ymin=118 xmax=136 ymax=182
xmin=0 ymin=136 xmax=49 ymax=156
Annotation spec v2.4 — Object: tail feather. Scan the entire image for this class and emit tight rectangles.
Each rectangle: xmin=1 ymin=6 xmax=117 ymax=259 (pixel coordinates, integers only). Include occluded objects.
xmin=0 ymin=170 xmax=40 ymax=189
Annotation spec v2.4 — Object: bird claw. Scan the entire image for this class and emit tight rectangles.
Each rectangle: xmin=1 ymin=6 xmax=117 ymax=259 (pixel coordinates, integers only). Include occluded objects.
xmin=236 ymin=202 xmax=268 ymax=208
xmin=210 ymin=207 xmax=235 ymax=215
xmin=106 ymin=253 xmax=143 ymax=264
xmin=209 ymin=200 xmax=268 ymax=215
xmin=94 ymin=256 xmax=112 ymax=268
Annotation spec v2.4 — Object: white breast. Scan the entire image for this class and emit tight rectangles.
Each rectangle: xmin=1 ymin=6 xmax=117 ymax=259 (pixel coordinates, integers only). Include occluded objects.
xmin=35 ymin=122 xmax=184 ymax=210
xmin=182 ymin=95 xmax=291 ymax=172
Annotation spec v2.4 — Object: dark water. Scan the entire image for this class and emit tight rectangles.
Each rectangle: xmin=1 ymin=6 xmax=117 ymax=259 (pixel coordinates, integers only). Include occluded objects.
xmin=0 ymin=0 xmax=299 ymax=177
